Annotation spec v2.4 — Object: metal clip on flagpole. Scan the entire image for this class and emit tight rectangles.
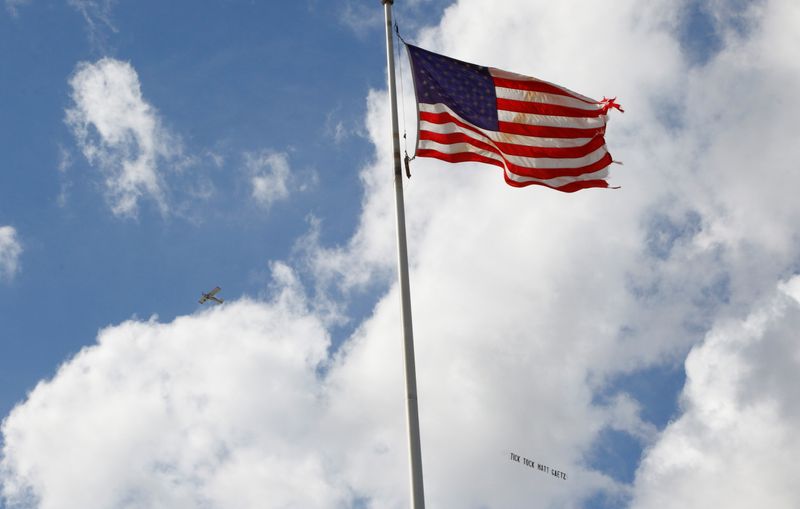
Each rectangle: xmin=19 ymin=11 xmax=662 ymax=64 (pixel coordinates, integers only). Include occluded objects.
xmin=381 ymin=1 xmax=426 ymax=509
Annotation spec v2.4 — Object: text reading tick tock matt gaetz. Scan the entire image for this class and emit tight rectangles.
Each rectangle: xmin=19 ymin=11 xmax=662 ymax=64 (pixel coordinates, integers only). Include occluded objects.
xmin=509 ymin=452 xmax=567 ymax=480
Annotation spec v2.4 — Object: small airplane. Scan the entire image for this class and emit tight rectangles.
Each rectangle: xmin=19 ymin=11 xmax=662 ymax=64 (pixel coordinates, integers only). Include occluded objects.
xmin=199 ymin=286 xmax=224 ymax=305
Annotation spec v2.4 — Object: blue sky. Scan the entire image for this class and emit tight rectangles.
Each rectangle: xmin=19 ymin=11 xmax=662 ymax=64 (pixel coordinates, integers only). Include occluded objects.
xmin=2 ymin=1 xmax=800 ymax=508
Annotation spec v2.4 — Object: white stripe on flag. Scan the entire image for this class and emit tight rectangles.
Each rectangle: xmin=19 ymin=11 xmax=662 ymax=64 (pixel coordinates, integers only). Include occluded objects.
xmin=497 ymin=110 xmax=608 ymax=129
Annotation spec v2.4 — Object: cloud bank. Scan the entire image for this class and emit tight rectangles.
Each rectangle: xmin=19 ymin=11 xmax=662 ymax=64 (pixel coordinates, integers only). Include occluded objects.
xmin=4 ymin=0 xmax=800 ymax=508
xmin=1 ymin=266 xmax=345 ymax=509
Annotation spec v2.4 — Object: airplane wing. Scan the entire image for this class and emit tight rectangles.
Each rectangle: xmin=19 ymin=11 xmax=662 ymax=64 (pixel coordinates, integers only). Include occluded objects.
xmin=208 ymin=286 xmax=221 ymax=296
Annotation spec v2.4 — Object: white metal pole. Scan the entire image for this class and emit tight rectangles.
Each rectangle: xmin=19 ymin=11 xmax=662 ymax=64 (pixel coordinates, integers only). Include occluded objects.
xmin=380 ymin=1 xmax=426 ymax=508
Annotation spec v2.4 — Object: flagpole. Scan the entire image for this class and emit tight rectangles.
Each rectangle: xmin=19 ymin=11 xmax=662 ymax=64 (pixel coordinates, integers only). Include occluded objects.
xmin=381 ymin=1 xmax=426 ymax=508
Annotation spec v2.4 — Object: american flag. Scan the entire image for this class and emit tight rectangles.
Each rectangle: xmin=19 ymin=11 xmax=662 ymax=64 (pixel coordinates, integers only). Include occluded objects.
xmin=406 ymin=44 xmax=622 ymax=192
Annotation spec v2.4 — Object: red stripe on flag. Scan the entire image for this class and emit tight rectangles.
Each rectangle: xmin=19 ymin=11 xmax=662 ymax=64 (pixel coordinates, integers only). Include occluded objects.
xmin=496 ymin=98 xmax=605 ymax=118
xmin=416 ymin=148 xmax=506 ymax=169
xmin=497 ymin=120 xmax=604 ymax=139
xmin=503 ymin=151 xmax=613 ymax=179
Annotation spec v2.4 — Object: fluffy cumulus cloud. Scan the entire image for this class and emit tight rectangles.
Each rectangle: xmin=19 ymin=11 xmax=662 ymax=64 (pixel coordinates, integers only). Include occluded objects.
xmin=65 ymin=58 xmax=184 ymax=217
xmin=1 ymin=265 xmax=348 ymax=509
xmin=630 ymin=276 xmax=800 ymax=508
xmin=0 ymin=226 xmax=22 ymax=281
xmin=4 ymin=0 xmax=800 ymax=508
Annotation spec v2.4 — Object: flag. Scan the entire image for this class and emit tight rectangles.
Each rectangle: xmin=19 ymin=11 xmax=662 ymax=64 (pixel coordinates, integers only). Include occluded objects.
xmin=406 ymin=44 xmax=622 ymax=192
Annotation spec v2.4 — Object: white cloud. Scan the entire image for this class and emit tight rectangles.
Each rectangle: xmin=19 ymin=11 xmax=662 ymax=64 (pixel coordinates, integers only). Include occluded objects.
xmin=324 ymin=108 xmax=354 ymax=145
xmin=65 ymin=58 xmax=183 ymax=217
xmin=246 ymin=151 xmax=292 ymax=208
xmin=66 ymin=0 xmax=117 ymax=48
xmin=246 ymin=150 xmax=319 ymax=209
xmin=630 ymin=276 xmax=800 ymax=509
xmin=0 ymin=226 xmax=22 ymax=281
xmin=56 ymin=145 xmax=74 ymax=207
xmin=338 ymin=1 xmax=384 ymax=38
xmin=67 ymin=0 xmax=115 ymax=28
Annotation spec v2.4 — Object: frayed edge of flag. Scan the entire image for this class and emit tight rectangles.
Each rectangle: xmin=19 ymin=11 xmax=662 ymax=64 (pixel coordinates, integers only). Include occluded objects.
xmin=600 ymin=97 xmax=624 ymax=113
